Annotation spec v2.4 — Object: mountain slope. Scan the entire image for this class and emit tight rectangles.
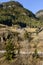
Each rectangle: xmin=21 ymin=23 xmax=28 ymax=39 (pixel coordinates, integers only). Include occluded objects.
xmin=36 ymin=10 xmax=43 ymax=20
xmin=0 ymin=1 xmax=43 ymax=27
xmin=36 ymin=10 xmax=43 ymax=27
xmin=0 ymin=1 xmax=41 ymax=28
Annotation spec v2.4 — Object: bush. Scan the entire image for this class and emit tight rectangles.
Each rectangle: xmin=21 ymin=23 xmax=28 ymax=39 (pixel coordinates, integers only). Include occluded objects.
xmin=32 ymin=49 xmax=39 ymax=58
xmin=5 ymin=39 xmax=15 ymax=60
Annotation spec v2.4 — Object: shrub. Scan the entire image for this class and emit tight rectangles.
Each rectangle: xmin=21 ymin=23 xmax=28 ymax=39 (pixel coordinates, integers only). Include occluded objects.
xmin=5 ymin=39 xmax=15 ymax=60
xmin=32 ymin=49 xmax=39 ymax=58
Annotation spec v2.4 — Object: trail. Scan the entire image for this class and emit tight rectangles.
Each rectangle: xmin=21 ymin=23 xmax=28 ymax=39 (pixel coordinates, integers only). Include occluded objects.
xmin=0 ymin=50 xmax=43 ymax=56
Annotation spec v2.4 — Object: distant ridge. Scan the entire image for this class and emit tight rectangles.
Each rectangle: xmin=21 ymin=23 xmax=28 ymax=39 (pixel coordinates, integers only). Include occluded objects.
xmin=36 ymin=10 xmax=43 ymax=19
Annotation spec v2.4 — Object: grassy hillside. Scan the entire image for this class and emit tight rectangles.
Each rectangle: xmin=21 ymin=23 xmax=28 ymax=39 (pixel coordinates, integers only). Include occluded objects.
xmin=0 ymin=1 xmax=42 ymax=28
xmin=0 ymin=1 xmax=43 ymax=65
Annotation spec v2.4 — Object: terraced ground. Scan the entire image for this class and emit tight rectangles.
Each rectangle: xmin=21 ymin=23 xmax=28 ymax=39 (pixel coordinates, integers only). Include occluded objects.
xmin=0 ymin=27 xmax=43 ymax=65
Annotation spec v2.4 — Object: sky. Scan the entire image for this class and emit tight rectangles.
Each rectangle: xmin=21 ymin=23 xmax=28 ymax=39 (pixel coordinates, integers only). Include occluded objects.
xmin=0 ymin=0 xmax=43 ymax=13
